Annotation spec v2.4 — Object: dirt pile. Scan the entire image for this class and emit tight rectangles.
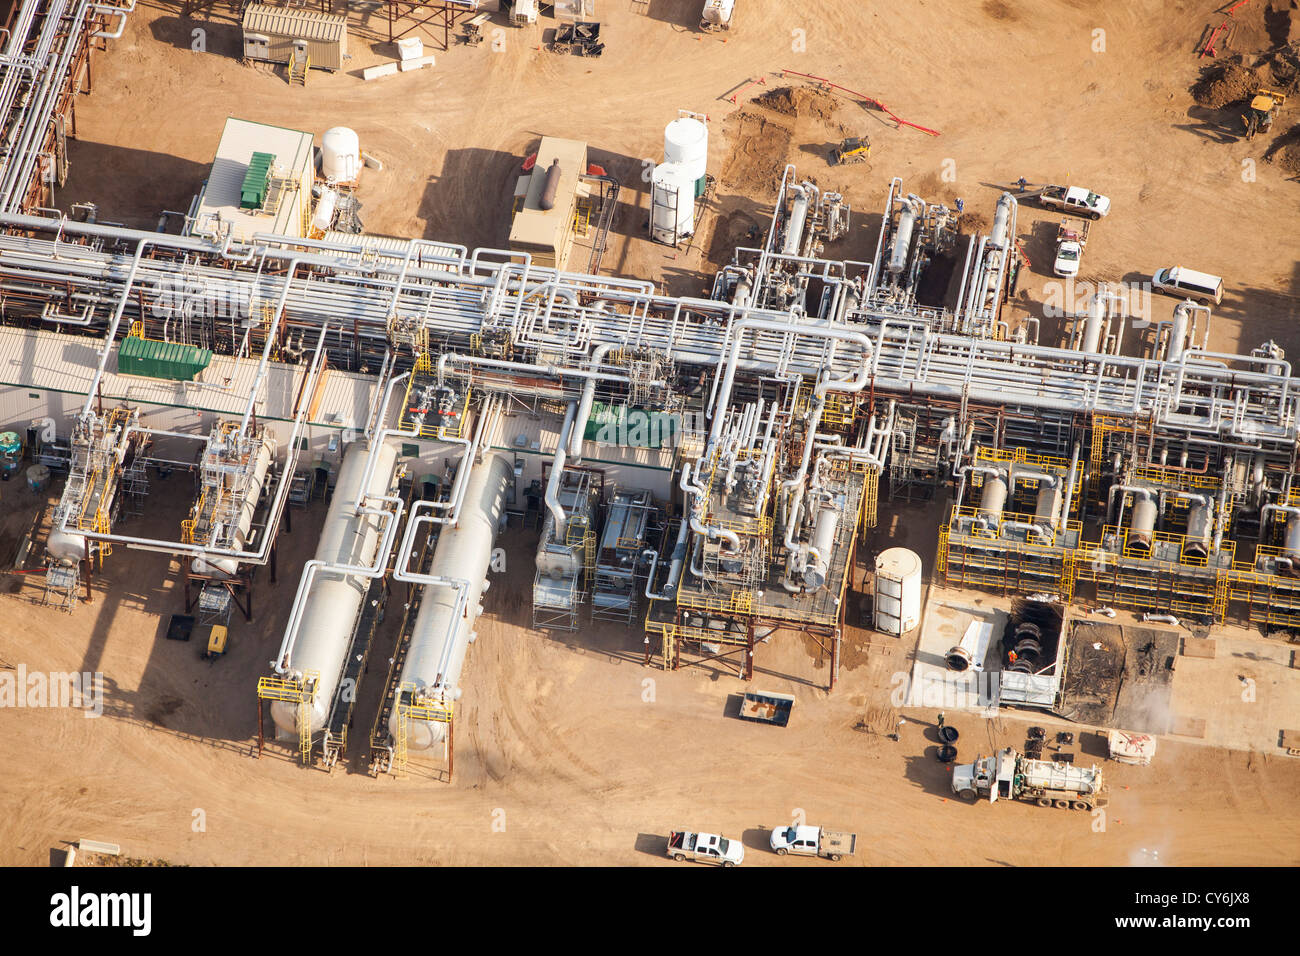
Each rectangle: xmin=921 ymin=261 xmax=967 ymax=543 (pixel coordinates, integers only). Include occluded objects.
xmin=956 ymin=210 xmax=990 ymax=235
xmin=719 ymin=110 xmax=794 ymax=194
xmin=1192 ymin=58 xmax=1262 ymax=108
xmin=755 ymin=85 xmax=841 ymax=123
xmin=1271 ymin=123 xmax=1300 ymax=173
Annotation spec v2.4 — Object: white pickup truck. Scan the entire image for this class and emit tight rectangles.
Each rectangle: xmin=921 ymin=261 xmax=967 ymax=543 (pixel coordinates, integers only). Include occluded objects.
xmin=1052 ymin=217 xmax=1090 ymax=278
xmin=667 ymin=830 xmax=744 ymax=866
xmin=1038 ymin=184 xmax=1110 ymax=220
xmin=769 ymin=824 xmax=856 ymax=861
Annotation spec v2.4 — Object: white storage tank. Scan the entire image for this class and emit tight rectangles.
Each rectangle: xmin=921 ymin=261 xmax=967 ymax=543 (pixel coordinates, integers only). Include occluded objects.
xmin=271 ymin=441 xmax=400 ymax=737
xmin=874 ymin=547 xmax=922 ymax=635
xmin=312 ymin=188 xmax=337 ymax=234
xmin=664 ymin=115 xmax=708 ymax=198
xmin=391 ymin=452 xmax=512 ymax=751
xmin=321 ymin=126 xmax=360 ymax=183
xmin=650 ymin=162 xmax=695 ymax=245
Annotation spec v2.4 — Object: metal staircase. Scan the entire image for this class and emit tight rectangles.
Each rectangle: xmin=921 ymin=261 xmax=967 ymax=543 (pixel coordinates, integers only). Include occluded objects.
xmin=256 ymin=671 xmax=319 ymax=765
xmin=289 ymin=48 xmax=309 ymax=86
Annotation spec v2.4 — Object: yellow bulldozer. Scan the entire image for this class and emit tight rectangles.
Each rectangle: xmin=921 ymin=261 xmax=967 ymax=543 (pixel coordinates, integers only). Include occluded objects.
xmin=832 ymin=136 xmax=871 ymax=166
xmin=1243 ymin=89 xmax=1286 ymax=141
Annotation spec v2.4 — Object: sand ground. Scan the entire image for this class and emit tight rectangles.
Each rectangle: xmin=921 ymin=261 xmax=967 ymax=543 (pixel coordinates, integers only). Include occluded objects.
xmin=4 ymin=0 xmax=1300 ymax=866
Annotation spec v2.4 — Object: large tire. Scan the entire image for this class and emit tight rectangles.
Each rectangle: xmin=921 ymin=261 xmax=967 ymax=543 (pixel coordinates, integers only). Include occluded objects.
xmin=1054 ymin=799 xmax=1070 ymax=809
xmin=1090 ymin=211 xmax=1101 ymax=221
xmin=1071 ymin=801 xmax=1090 ymax=811
xmin=674 ymin=853 xmax=685 ymax=862
xmin=1036 ymin=797 xmax=1052 ymax=807
xmin=959 ymin=789 xmax=978 ymax=803
xmin=722 ymin=861 xmax=736 ymax=868
xmin=830 ymin=854 xmax=842 ymax=862
xmin=775 ymin=848 xmax=788 ymax=856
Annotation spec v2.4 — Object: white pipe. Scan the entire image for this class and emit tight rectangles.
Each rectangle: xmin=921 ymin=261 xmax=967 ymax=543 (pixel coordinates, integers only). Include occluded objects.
xmin=546 ymin=402 xmax=577 ymax=537
xmin=570 ymin=342 xmax=614 ymax=463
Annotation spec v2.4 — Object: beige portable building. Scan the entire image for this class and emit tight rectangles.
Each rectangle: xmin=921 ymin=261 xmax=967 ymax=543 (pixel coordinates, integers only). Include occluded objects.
xmin=242 ymin=4 xmax=348 ymax=73
xmin=508 ymin=136 xmax=588 ymax=272
xmin=191 ymin=118 xmax=316 ymax=243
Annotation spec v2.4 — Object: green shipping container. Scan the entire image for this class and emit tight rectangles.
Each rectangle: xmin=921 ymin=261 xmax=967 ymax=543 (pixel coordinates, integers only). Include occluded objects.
xmin=118 ymin=336 xmax=213 ymax=382
xmin=582 ymin=402 xmax=671 ymax=449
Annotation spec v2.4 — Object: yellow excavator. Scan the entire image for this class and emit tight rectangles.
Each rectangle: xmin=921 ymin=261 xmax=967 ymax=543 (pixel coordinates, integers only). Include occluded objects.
xmin=1243 ymin=89 xmax=1286 ymax=141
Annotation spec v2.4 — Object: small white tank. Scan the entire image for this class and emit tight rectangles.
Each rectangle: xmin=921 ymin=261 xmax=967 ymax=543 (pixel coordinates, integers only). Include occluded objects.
xmin=321 ymin=127 xmax=360 ymax=182
xmin=312 ymin=188 xmax=338 ymax=234
xmin=664 ymin=116 xmax=708 ymax=197
xmin=47 ymin=527 xmax=87 ymax=566
xmin=875 ymin=547 xmax=922 ymax=635
xmin=650 ymin=162 xmax=694 ymax=245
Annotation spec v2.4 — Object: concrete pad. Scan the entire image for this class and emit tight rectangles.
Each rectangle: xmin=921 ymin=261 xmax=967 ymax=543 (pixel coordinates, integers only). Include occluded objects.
xmin=1167 ymin=633 xmax=1300 ymax=752
xmin=905 ymin=597 xmax=1006 ymax=712
xmin=1170 ymin=715 xmax=1207 ymax=738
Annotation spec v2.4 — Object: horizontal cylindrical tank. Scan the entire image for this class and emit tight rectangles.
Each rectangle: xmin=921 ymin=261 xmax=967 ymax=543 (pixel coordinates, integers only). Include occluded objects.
xmin=1081 ymin=295 xmax=1106 ymax=354
xmin=664 ymin=116 xmax=708 ymax=197
xmin=888 ymin=197 xmax=921 ymax=275
xmin=782 ymin=185 xmax=811 ymax=257
xmin=875 ymin=547 xmax=922 ymax=635
xmin=392 ymin=452 xmax=512 ymax=751
xmin=270 ymin=441 xmax=399 ymax=736
xmin=990 ymin=192 xmax=1014 ymax=248
xmin=700 ymin=0 xmax=735 ymax=29
xmin=650 ymin=162 xmax=695 ymax=244
xmin=540 ymin=158 xmax=562 ymax=211
xmin=1168 ymin=300 xmax=1192 ymax=362
xmin=321 ymin=127 xmax=360 ymax=182
xmin=312 ymin=188 xmax=337 ymax=234
xmin=191 ymin=436 xmax=275 ymax=578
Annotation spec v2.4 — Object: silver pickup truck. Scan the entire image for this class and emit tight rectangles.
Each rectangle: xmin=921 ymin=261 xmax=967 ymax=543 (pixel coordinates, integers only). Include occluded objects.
xmin=1038 ymin=184 xmax=1110 ymax=220
xmin=667 ymin=830 xmax=744 ymax=866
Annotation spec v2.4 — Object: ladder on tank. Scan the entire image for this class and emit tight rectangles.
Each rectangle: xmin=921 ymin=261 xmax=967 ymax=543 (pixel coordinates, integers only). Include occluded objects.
xmin=393 ymin=683 xmax=453 ymax=779
xmin=256 ymin=672 xmax=318 ymax=765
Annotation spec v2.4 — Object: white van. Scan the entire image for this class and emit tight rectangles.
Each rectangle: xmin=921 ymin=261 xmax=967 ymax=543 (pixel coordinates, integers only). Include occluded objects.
xmin=1151 ymin=267 xmax=1223 ymax=305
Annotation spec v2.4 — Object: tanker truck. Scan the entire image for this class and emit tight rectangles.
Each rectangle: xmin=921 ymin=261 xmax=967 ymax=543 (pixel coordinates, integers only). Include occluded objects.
xmin=952 ymin=747 xmax=1109 ymax=810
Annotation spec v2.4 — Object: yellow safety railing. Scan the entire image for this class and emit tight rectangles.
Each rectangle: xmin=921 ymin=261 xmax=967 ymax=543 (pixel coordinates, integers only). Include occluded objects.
xmin=256 ymin=672 xmax=318 ymax=765
xmin=1132 ymin=465 xmax=1222 ymax=493
xmin=393 ymin=682 xmax=452 ymax=775
xmin=974 ymin=446 xmax=1070 ymax=471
